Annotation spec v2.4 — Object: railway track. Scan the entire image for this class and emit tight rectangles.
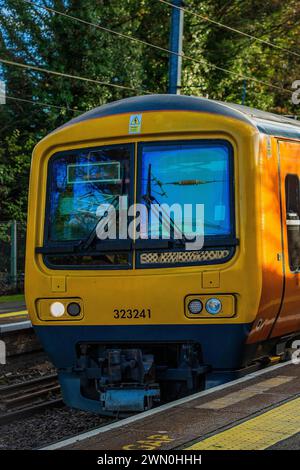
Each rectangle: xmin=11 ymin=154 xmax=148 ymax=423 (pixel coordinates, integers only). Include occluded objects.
xmin=0 ymin=373 xmax=64 ymax=425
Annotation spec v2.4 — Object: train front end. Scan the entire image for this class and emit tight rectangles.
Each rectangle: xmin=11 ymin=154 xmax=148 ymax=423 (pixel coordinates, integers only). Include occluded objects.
xmin=25 ymin=95 xmax=261 ymax=415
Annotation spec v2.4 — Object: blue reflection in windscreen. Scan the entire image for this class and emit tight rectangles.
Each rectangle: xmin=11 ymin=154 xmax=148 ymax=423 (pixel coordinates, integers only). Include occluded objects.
xmin=140 ymin=143 xmax=231 ymax=237
xmin=48 ymin=147 xmax=130 ymax=241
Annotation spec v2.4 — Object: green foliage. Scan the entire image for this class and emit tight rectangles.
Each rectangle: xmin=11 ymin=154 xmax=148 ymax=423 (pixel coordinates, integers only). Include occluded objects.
xmin=0 ymin=0 xmax=300 ymax=223
xmin=0 ymin=129 xmax=34 ymax=222
xmin=183 ymin=0 xmax=300 ymax=111
xmin=0 ymin=0 xmax=169 ymax=222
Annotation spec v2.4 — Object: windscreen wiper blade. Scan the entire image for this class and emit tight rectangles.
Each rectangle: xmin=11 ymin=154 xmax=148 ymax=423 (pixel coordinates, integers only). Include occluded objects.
xmin=36 ymin=192 xmax=127 ymax=256
xmin=78 ymin=193 xmax=120 ymax=251
xmin=142 ymin=164 xmax=186 ymax=247
xmin=35 ymin=245 xmax=78 ymax=254
xmin=79 ymin=163 xmax=128 ymax=252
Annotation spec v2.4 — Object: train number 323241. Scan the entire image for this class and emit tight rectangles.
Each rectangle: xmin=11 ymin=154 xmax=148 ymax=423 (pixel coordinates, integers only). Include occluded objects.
xmin=113 ymin=308 xmax=151 ymax=319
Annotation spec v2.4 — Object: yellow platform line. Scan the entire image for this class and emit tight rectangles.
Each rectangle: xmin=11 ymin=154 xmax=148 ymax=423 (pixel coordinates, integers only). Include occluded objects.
xmin=186 ymin=396 xmax=300 ymax=450
xmin=196 ymin=376 xmax=295 ymax=410
xmin=0 ymin=310 xmax=28 ymax=318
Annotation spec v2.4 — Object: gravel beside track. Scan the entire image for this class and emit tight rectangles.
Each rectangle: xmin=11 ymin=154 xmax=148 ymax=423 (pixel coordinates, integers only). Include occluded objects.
xmin=0 ymin=406 xmax=113 ymax=449
xmin=0 ymin=351 xmax=114 ymax=449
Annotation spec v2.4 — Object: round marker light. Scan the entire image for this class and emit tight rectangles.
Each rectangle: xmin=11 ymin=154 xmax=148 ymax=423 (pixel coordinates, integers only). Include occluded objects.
xmin=67 ymin=302 xmax=81 ymax=317
xmin=188 ymin=299 xmax=203 ymax=314
xmin=205 ymin=298 xmax=222 ymax=315
xmin=50 ymin=301 xmax=65 ymax=318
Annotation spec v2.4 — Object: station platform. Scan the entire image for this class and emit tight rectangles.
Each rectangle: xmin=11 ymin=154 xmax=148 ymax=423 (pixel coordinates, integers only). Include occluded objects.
xmin=0 ymin=299 xmax=26 ymax=315
xmin=0 ymin=310 xmax=31 ymax=333
xmin=0 ymin=307 xmax=39 ymax=356
xmin=0 ymin=299 xmax=29 ymax=333
xmin=44 ymin=361 xmax=300 ymax=451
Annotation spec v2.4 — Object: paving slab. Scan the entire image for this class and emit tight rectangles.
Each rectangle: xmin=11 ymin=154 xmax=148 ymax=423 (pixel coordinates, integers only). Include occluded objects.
xmin=53 ymin=362 xmax=300 ymax=451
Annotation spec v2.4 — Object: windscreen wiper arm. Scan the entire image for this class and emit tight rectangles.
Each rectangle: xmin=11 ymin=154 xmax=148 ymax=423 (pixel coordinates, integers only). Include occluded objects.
xmin=78 ymin=193 xmax=120 ymax=251
xmin=142 ymin=163 xmax=187 ymax=247
xmin=35 ymin=245 xmax=77 ymax=255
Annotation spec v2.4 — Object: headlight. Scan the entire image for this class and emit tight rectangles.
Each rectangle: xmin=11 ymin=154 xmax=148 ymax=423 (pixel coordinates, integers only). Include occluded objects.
xmin=50 ymin=301 xmax=65 ymax=318
xmin=205 ymin=298 xmax=222 ymax=315
xmin=67 ymin=302 xmax=81 ymax=317
xmin=188 ymin=299 xmax=203 ymax=314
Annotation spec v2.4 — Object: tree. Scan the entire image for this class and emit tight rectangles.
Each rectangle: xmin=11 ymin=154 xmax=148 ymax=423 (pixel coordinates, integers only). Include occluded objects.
xmin=183 ymin=0 xmax=300 ymax=112
xmin=0 ymin=0 xmax=169 ymax=221
xmin=1 ymin=0 xmax=300 ymax=223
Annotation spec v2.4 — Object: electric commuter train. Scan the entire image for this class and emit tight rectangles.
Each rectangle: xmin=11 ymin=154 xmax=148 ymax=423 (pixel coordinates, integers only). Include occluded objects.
xmin=25 ymin=94 xmax=300 ymax=415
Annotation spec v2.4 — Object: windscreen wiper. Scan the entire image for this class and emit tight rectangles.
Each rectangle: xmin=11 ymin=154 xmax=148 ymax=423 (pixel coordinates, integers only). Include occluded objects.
xmin=77 ymin=193 xmax=120 ymax=251
xmin=36 ymin=245 xmax=78 ymax=255
xmin=78 ymin=164 xmax=130 ymax=252
xmin=36 ymin=190 xmax=131 ymax=255
xmin=35 ymin=194 xmax=120 ymax=255
xmin=141 ymin=163 xmax=187 ymax=248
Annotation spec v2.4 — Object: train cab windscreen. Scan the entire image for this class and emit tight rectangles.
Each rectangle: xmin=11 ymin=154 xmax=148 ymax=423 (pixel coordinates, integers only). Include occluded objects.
xmin=44 ymin=144 xmax=133 ymax=268
xmin=139 ymin=141 xmax=233 ymax=242
xmin=43 ymin=140 xmax=234 ymax=268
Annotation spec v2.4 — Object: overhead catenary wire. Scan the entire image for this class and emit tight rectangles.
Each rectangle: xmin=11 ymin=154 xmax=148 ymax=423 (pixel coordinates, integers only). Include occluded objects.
xmin=24 ymin=0 xmax=175 ymax=58
xmin=0 ymin=57 xmax=147 ymax=93
xmin=22 ymin=0 xmax=293 ymax=96
xmin=158 ymin=0 xmax=300 ymax=59
xmin=2 ymin=94 xmax=83 ymax=113
xmin=0 ymin=42 xmax=153 ymax=98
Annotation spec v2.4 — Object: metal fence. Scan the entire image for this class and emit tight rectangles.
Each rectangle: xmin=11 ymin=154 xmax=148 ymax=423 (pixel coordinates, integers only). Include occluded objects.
xmin=0 ymin=221 xmax=26 ymax=295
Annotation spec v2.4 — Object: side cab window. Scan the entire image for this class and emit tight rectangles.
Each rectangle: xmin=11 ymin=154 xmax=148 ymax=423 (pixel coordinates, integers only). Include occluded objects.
xmin=286 ymin=174 xmax=300 ymax=272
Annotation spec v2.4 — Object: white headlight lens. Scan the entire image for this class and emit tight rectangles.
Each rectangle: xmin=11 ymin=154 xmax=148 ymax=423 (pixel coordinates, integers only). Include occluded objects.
xmin=205 ymin=298 xmax=222 ymax=315
xmin=188 ymin=299 xmax=203 ymax=314
xmin=50 ymin=301 xmax=65 ymax=318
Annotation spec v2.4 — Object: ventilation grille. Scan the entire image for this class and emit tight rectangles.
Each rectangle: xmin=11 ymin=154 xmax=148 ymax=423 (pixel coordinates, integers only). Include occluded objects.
xmin=139 ymin=249 xmax=231 ymax=265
